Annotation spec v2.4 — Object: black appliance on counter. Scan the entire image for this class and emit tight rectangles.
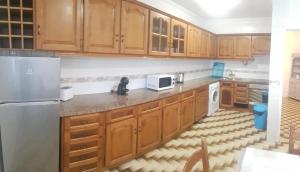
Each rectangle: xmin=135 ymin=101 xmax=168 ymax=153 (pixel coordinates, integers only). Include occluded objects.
xmin=117 ymin=77 xmax=129 ymax=95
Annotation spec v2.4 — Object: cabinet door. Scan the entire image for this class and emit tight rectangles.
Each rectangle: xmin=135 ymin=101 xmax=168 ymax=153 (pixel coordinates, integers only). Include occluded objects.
xmin=187 ymin=25 xmax=201 ymax=57
xmin=137 ymin=110 xmax=162 ymax=154
xmin=170 ymin=19 xmax=187 ymax=56
xmin=36 ymin=0 xmax=82 ymax=51
xmin=235 ymin=36 xmax=252 ymax=59
xmin=84 ymin=0 xmax=121 ymax=53
xmin=220 ymin=87 xmax=234 ymax=108
xmin=217 ymin=36 xmax=234 ymax=59
xmin=162 ymin=103 xmax=181 ymax=141
xmin=121 ymin=1 xmax=149 ymax=55
xmin=209 ymin=34 xmax=217 ymax=58
xmin=106 ymin=118 xmax=137 ymax=166
xmin=149 ymin=11 xmax=171 ymax=56
xmin=181 ymin=97 xmax=195 ymax=130
xmin=200 ymin=31 xmax=210 ymax=58
xmin=195 ymin=88 xmax=209 ymax=121
xmin=252 ymin=36 xmax=271 ymax=55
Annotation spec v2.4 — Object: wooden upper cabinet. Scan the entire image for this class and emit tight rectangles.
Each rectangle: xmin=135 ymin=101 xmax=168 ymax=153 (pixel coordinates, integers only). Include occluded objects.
xmin=209 ymin=34 xmax=217 ymax=58
xmin=235 ymin=36 xmax=252 ymax=59
xmin=149 ymin=11 xmax=171 ymax=56
xmin=105 ymin=117 xmax=137 ymax=166
xmin=36 ymin=0 xmax=82 ymax=51
xmin=121 ymin=1 xmax=149 ymax=55
xmin=137 ymin=109 xmax=162 ymax=154
xmin=187 ymin=25 xmax=201 ymax=57
xmin=217 ymin=36 xmax=235 ymax=59
xmin=170 ymin=19 xmax=187 ymax=57
xmin=200 ymin=31 xmax=210 ymax=58
xmin=252 ymin=35 xmax=271 ymax=55
xmin=84 ymin=0 xmax=121 ymax=53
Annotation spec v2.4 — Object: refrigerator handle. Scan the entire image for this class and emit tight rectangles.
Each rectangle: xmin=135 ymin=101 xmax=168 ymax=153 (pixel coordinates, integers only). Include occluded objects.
xmin=0 ymin=126 xmax=4 ymax=172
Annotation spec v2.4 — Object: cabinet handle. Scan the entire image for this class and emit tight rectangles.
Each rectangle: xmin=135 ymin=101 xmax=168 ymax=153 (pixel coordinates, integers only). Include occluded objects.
xmin=115 ymin=34 xmax=119 ymax=37
xmin=37 ymin=25 xmax=41 ymax=35
xmin=134 ymin=128 xmax=137 ymax=134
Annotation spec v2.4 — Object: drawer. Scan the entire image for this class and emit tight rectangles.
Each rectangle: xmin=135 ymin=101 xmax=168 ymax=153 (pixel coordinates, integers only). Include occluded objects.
xmin=195 ymin=85 xmax=208 ymax=94
xmin=234 ymin=97 xmax=249 ymax=104
xmin=221 ymin=81 xmax=234 ymax=87
xmin=66 ymin=150 xmax=101 ymax=165
xmin=163 ymin=95 xmax=181 ymax=106
xmin=181 ymin=90 xmax=195 ymax=100
xmin=64 ymin=136 xmax=104 ymax=155
xmin=235 ymin=82 xmax=249 ymax=88
xmin=235 ymin=91 xmax=248 ymax=98
xmin=68 ymin=126 xmax=104 ymax=141
xmin=138 ymin=100 xmax=162 ymax=114
xmin=107 ymin=106 xmax=137 ymax=123
xmin=235 ymin=87 xmax=248 ymax=92
xmin=68 ymin=157 xmax=100 ymax=171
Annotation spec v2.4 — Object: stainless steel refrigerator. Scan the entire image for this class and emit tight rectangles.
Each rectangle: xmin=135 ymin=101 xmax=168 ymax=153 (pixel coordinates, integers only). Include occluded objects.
xmin=0 ymin=56 xmax=60 ymax=172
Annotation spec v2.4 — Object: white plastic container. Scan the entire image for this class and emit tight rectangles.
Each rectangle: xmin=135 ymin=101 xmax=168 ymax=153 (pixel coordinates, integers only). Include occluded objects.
xmin=60 ymin=86 xmax=74 ymax=101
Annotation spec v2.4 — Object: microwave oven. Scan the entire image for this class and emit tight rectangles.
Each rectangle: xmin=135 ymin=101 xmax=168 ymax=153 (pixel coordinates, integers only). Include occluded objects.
xmin=146 ymin=74 xmax=175 ymax=91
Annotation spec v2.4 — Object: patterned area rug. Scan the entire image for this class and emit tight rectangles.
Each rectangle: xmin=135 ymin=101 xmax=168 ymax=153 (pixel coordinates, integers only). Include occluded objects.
xmin=107 ymin=98 xmax=300 ymax=172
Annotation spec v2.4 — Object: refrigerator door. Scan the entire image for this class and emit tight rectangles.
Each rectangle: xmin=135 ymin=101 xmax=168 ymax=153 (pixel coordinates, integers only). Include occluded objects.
xmin=0 ymin=57 xmax=60 ymax=103
xmin=0 ymin=101 xmax=59 ymax=172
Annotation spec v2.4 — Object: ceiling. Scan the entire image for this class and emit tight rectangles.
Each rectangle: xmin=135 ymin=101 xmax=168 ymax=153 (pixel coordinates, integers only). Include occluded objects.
xmin=169 ymin=0 xmax=272 ymax=19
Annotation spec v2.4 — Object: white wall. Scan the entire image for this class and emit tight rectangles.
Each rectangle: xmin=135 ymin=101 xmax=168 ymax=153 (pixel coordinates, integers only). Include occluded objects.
xmin=61 ymin=57 xmax=211 ymax=95
xmin=205 ymin=17 xmax=272 ymax=34
xmin=213 ymin=56 xmax=270 ymax=80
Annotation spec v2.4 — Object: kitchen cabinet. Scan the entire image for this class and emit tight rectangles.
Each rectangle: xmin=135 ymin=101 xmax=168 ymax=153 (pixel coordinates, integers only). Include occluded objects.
xmin=220 ymin=81 xmax=234 ymax=108
xmin=121 ymin=1 xmax=149 ymax=55
xmin=36 ymin=0 xmax=82 ymax=51
xmin=105 ymin=107 xmax=137 ymax=166
xmin=195 ymin=86 xmax=209 ymax=121
xmin=252 ymin=35 xmax=271 ymax=55
xmin=217 ymin=36 xmax=252 ymax=59
xmin=170 ymin=19 xmax=187 ymax=56
xmin=84 ymin=0 xmax=121 ymax=53
xmin=162 ymin=95 xmax=181 ymax=141
xmin=149 ymin=11 xmax=171 ymax=56
xmin=209 ymin=34 xmax=217 ymax=58
xmin=61 ymin=113 xmax=105 ymax=172
xmin=234 ymin=36 xmax=252 ymax=59
xmin=217 ymin=36 xmax=235 ymax=59
xmin=234 ymin=82 xmax=249 ymax=104
xmin=200 ymin=31 xmax=210 ymax=58
xmin=181 ymin=91 xmax=195 ymax=130
xmin=187 ymin=25 xmax=201 ymax=57
xmin=137 ymin=102 xmax=162 ymax=154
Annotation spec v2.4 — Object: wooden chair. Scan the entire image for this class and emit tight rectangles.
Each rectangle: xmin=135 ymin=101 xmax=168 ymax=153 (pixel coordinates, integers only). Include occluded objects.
xmin=183 ymin=139 xmax=209 ymax=172
xmin=289 ymin=125 xmax=300 ymax=155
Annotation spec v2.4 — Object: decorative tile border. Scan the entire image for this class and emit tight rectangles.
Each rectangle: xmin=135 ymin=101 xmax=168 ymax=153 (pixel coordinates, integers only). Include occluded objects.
xmin=61 ymin=68 xmax=212 ymax=83
xmin=228 ymin=69 xmax=269 ymax=74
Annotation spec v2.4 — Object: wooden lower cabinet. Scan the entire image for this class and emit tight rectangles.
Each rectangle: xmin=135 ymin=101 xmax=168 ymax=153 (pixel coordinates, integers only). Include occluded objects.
xmin=162 ymin=102 xmax=181 ymax=141
xmin=220 ymin=86 xmax=234 ymax=108
xmin=195 ymin=87 xmax=209 ymax=121
xmin=61 ymin=113 xmax=105 ymax=172
xmin=181 ymin=97 xmax=195 ymax=130
xmin=105 ymin=117 xmax=137 ymax=167
xmin=137 ymin=109 xmax=162 ymax=154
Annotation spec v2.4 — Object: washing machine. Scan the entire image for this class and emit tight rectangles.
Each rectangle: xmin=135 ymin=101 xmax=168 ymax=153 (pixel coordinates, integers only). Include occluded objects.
xmin=208 ymin=82 xmax=220 ymax=116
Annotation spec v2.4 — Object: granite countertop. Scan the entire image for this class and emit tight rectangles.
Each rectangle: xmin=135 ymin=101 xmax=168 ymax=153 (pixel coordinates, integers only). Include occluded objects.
xmin=60 ymin=77 xmax=269 ymax=117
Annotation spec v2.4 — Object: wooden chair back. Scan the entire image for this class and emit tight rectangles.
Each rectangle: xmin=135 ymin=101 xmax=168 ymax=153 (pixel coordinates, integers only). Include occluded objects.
xmin=289 ymin=125 xmax=300 ymax=155
xmin=183 ymin=139 xmax=209 ymax=172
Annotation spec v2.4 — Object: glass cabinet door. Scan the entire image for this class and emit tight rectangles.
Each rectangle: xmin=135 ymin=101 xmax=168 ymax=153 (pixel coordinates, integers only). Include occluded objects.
xmin=170 ymin=19 xmax=187 ymax=56
xmin=149 ymin=11 xmax=170 ymax=56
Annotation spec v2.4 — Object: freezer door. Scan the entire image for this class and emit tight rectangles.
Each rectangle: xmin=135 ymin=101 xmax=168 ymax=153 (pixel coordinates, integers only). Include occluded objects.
xmin=0 ymin=57 xmax=60 ymax=103
xmin=0 ymin=102 xmax=59 ymax=172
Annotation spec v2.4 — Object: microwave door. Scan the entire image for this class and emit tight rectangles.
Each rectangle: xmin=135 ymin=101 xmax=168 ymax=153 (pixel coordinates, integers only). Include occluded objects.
xmin=159 ymin=77 xmax=172 ymax=88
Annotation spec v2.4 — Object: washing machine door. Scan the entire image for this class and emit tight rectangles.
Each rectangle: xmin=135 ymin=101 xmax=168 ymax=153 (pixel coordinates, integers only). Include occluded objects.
xmin=212 ymin=89 xmax=219 ymax=104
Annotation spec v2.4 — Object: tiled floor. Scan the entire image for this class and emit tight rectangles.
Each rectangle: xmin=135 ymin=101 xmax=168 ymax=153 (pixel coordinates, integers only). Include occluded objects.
xmin=108 ymin=98 xmax=300 ymax=172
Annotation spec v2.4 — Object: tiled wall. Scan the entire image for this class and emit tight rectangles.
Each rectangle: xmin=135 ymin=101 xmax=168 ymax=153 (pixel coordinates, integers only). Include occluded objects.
xmin=212 ymin=56 xmax=270 ymax=80
xmin=61 ymin=56 xmax=212 ymax=95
